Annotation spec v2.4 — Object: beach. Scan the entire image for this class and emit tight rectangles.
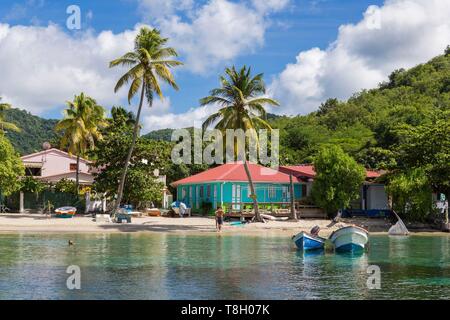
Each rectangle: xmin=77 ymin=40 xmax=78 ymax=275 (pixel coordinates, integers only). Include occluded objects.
xmin=0 ymin=213 xmax=400 ymax=235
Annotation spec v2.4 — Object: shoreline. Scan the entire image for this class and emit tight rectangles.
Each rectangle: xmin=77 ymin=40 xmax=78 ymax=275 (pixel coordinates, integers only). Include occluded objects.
xmin=0 ymin=213 xmax=447 ymax=237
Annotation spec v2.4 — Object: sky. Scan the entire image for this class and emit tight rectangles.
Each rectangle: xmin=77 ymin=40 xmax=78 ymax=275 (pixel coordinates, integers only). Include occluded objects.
xmin=0 ymin=0 xmax=449 ymax=133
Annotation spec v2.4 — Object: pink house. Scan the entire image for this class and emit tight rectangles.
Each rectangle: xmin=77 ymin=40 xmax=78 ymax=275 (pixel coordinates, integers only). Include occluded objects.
xmin=21 ymin=148 xmax=94 ymax=185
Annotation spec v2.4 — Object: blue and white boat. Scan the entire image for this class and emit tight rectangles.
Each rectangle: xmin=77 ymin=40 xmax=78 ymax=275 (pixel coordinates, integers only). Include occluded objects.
xmin=329 ymin=226 xmax=369 ymax=253
xmin=293 ymin=232 xmax=326 ymax=251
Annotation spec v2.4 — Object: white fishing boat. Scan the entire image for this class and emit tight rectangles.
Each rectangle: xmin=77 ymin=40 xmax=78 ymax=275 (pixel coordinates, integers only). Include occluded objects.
xmin=329 ymin=226 xmax=369 ymax=253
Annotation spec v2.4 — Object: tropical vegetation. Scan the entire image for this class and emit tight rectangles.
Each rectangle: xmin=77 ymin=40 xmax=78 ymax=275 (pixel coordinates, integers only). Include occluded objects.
xmin=109 ymin=27 xmax=182 ymax=213
xmin=0 ymin=97 xmax=20 ymax=134
xmin=311 ymin=145 xmax=366 ymax=217
xmin=55 ymin=93 xmax=106 ymax=194
xmin=200 ymin=66 xmax=280 ymax=222
xmin=0 ymin=134 xmax=24 ymax=196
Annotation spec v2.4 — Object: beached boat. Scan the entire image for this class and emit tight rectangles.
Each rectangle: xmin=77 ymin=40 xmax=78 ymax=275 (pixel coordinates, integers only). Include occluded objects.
xmin=329 ymin=226 xmax=369 ymax=253
xmin=54 ymin=206 xmax=77 ymax=219
xmin=292 ymin=232 xmax=326 ymax=251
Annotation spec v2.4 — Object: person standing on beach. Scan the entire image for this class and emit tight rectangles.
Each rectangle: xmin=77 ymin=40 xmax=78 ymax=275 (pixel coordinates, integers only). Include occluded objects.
xmin=215 ymin=207 xmax=224 ymax=232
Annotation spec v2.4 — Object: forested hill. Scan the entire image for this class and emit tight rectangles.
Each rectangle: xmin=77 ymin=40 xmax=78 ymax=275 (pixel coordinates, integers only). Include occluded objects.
xmin=271 ymin=49 xmax=450 ymax=168
xmin=3 ymin=108 xmax=59 ymax=155
xmin=142 ymin=113 xmax=283 ymax=141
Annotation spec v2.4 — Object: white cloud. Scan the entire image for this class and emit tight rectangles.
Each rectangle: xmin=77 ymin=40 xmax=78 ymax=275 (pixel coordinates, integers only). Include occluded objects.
xmin=269 ymin=0 xmax=450 ymax=115
xmin=140 ymin=0 xmax=275 ymax=74
xmin=251 ymin=0 xmax=290 ymax=14
xmin=0 ymin=23 xmax=142 ymax=114
xmin=138 ymin=0 xmax=195 ymax=20
xmin=142 ymin=104 xmax=220 ymax=131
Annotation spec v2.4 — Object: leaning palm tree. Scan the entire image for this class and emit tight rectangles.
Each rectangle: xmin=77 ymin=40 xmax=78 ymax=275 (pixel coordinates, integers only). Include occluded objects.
xmin=55 ymin=93 xmax=106 ymax=193
xmin=201 ymin=66 xmax=280 ymax=222
xmin=0 ymin=97 xmax=20 ymax=133
xmin=110 ymin=27 xmax=182 ymax=213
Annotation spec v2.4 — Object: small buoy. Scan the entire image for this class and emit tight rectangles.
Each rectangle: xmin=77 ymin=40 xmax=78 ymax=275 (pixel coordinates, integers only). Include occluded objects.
xmin=68 ymin=240 xmax=74 ymax=246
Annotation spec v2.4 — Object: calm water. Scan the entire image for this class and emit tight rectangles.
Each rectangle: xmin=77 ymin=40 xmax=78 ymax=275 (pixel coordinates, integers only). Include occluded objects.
xmin=0 ymin=233 xmax=449 ymax=300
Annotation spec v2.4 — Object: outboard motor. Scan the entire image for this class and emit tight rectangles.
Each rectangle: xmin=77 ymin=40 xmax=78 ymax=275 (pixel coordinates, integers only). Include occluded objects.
xmin=310 ymin=225 xmax=320 ymax=237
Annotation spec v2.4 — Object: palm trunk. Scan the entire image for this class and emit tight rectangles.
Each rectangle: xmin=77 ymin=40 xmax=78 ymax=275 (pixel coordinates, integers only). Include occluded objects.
xmin=243 ymin=160 xmax=261 ymax=222
xmin=114 ymin=81 xmax=146 ymax=213
xmin=290 ymin=174 xmax=297 ymax=221
xmin=76 ymin=154 xmax=80 ymax=195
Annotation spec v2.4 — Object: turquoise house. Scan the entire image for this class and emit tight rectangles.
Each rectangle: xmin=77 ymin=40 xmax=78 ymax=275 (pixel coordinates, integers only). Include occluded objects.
xmin=171 ymin=162 xmax=305 ymax=213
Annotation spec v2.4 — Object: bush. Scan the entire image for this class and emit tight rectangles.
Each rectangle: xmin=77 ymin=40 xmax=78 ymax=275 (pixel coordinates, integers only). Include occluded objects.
xmin=312 ymin=145 xmax=366 ymax=217
xmin=201 ymin=201 xmax=213 ymax=216
xmin=20 ymin=176 xmax=45 ymax=194
xmin=386 ymin=168 xmax=435 ymax=222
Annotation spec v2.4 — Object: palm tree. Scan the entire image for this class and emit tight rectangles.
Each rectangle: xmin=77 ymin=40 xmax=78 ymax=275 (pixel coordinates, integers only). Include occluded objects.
xmin=201 ymin=66 xmax=280 ymax=222
xmin=55 ymin=93 xmax=106 ymax=193
xmin=0 ymin=97 xmax=20 ymax=133
xmin=110 ymin=27 xmax=182 ymax=213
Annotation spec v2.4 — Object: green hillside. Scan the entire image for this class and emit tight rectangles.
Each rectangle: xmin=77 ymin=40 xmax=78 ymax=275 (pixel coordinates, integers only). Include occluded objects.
xmin=271 ymin=50 xmax=450 ymax=168
xmin=142 ymin=114 xmax=282 ymax=142
xmin=3 ymin=108 xmax=59 ymax=155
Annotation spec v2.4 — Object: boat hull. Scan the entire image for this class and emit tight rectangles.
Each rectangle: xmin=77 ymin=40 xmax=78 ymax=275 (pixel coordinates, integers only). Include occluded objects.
xmin=293 ymin=232 xmax=325 ymax=251
xmin=329 ymin=226 xmax=369 ymax=253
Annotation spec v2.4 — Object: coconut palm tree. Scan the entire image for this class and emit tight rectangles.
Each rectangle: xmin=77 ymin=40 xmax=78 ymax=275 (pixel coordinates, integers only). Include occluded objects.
xmin=55 ymin=93 xmax=106 ymax=193
xmin=109 ymin=27 xmax=182 ymax=212
xmin=201 ymin=66 xmax=280 ymax=222
xmin=0 ymin=97 xmax=20 ymax=133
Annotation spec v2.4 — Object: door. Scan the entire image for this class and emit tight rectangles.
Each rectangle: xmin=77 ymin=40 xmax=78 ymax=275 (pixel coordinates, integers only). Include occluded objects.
xmin=232 ymin=184 xmax=241 ymax=211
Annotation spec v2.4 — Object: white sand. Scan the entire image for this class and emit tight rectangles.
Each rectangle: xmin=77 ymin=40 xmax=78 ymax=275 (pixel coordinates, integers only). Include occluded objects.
xmin=2 ymin=214 xmax=447 ymax=238
xmin=0 ymin=213 xmax=393 ymax=236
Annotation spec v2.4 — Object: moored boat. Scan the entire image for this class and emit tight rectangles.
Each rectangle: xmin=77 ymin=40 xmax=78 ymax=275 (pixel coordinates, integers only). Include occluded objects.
xmin=293 ymin=231 xmax=326 ymax=251
xmin=329 ymin=226 xmax=369 ymax=253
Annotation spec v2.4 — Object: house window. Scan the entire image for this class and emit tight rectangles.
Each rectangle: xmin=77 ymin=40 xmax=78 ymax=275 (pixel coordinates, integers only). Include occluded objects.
xmin=207 ymin=185 xmax=211 ymax=198
xmin=268 ymin=186 xmax=276 ymax=199
xmin=200 ymin=186 xmax=204 ymax=197
xmin=282 ymin=186 xmax=289 ymax=199
xmin=70 ymin=163 xmax=77 ymax=171
xmin=181 ymin=187 xmax=187 ymax=199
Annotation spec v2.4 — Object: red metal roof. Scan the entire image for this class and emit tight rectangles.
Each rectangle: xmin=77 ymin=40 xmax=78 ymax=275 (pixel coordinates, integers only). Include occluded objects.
xmin=280 ymin=165 xmax=382 ymax=179
xmin=279 ymin=165 xmax=316 ymax=178
xmin=171 ymin=162 xmax=300 ymax=187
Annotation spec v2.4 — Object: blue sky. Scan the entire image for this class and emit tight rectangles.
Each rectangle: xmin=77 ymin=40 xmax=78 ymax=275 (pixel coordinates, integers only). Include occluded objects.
xmin=0 ymin=0 xmax=448 ymax=132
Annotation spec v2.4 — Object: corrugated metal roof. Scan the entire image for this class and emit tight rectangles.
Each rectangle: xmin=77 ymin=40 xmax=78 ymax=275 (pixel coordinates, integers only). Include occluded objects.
xmin=171 ymin=162 xmax=301 ymax=187
xmin=280 ymin=165 xmax=382 ymax=179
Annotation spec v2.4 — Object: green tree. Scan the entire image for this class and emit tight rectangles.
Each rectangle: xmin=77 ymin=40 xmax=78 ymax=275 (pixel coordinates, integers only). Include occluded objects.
xmin=0 ymin=134 xmax=24 ymax=196
xmin=0 ymin=97 xmax=20 ymax=133
xmin=20 ymin=176 xmax=45 ymax=194
xmin=55 ymin=93 xmax=106 ymax=194
xmin=92 ymin=107 xmax=172 ymax=208
xmin=312 ymin=145 xmax=366 ymax=217
xmin=386 ymin=168 xmax=434 ymax=222
xmin=54 ymin=178 xmax=78 ymax=195
xmin=200 ymin=66 xmax=280 ymax=222
xmin=394 ymin=114 xmax=450 ymax=224
xmin=110 ymin=27 xmax=182 ymax=212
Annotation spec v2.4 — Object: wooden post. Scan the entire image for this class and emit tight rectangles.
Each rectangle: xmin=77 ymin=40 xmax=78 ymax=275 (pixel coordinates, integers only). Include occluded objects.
xmin=19 ymin=191 xmax=24 ymax=213
xmin=290 ymin=175 xmax=297 ymax=221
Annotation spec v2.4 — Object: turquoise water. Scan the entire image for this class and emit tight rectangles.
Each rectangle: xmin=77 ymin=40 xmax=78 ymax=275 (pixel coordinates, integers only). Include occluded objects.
xmin=0 ymin=233 xmax=449 ymax=300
